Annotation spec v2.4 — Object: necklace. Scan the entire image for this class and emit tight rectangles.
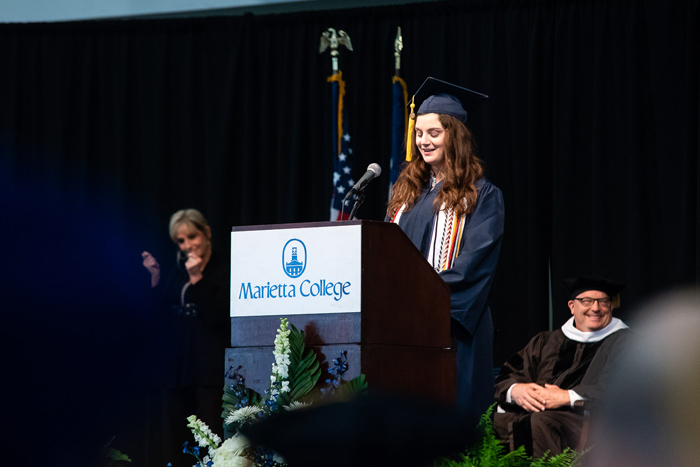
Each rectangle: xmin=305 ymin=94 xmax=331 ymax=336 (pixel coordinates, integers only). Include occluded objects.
xmin=430 ymin=169 xmax=443 ymax=188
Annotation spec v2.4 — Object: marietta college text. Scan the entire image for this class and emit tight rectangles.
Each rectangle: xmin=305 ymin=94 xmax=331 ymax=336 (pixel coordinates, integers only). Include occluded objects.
xmin=238 ymin=279 xmax=352 ymax=302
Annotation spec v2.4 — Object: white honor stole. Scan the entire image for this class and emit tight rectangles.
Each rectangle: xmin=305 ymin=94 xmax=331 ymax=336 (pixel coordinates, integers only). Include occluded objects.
xmin=391 ymin=202 xmax=467 ymax=272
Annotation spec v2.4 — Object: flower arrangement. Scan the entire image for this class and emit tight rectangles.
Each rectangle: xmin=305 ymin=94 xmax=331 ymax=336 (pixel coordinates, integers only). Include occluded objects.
xmin=183 ymin=317 xmax=368 ymax=467
xmin=181 ymin=320 xmax=584 ymax=467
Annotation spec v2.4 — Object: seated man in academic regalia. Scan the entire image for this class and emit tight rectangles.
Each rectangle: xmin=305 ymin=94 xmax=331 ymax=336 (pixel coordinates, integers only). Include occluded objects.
xmin=493 ymin=276 xmax=630 ymax=458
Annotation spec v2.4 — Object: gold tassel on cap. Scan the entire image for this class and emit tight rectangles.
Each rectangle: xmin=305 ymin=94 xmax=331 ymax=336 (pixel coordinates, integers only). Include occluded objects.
xmin=612 ymin=294 xmax=621 ymax=308
xmin=405 ymin=96 xmax=416 ymax=161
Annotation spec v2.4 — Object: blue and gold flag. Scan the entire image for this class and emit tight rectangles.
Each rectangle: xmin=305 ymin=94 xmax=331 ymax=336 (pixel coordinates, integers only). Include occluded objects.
xmin=329 ymin=71 xmax=354 ymax=221
xmin=390 ymin=76 xmax=408 ymax=192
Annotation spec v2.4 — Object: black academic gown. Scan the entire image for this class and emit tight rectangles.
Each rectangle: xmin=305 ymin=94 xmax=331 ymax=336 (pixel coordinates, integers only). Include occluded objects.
xmin=392 ymin=177 xmax=505 ymax=419
xmin=493 ymin=324 xmax=630 ymax=457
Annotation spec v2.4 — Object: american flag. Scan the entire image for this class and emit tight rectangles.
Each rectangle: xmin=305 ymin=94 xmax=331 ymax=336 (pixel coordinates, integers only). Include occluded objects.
xmin=328 ymin=71 xmax=354 ymax=221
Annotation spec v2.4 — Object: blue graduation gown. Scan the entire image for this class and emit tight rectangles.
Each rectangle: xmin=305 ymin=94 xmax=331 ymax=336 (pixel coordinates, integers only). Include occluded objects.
xmin=393 ymin=177 xmax=505 ymax=418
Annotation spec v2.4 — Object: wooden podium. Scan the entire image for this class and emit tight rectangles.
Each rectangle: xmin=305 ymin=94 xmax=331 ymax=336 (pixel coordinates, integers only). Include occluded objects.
xmin=226 ymin=220 xmax=455 ymax=403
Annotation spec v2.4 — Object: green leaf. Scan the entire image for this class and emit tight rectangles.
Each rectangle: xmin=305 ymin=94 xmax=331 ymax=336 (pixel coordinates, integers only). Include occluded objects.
xmin=337 ymin=374 xmax=368 ymax=397
xmin=285 ymin=324 xmax=322 ymax=400
xmin=291 ymin=377 xmax=315 ymax=400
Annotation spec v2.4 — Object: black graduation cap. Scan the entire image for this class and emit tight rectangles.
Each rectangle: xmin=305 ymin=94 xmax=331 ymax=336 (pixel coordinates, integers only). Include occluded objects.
xmin=239 ymin=392 xmax=477 ymax=467
xmin=562 ymin=276 xmax=626 ymax=300
xmin=408 ymin=77 xmax=488 ymax=123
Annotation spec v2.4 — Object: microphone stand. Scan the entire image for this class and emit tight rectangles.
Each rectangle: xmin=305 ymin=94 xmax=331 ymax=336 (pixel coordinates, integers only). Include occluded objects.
xmin=348 ymin=190 xmax=366 ymax=220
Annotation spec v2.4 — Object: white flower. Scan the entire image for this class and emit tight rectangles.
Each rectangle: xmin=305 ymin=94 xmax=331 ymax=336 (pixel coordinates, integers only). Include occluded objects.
xmin=285 ymin=400 xmax=311 ymax=411
xmin=268 ymin=317 xmax=294 ymax=402
xmin=187 ymin=415 xmax=222 ymax=449
xmin=225 ymin=406 xmax=262 ymax=426
xmin=271 ymin=321 xmax=291 ymax=375
xmin=275 ymin=354 xmax=291 ymax=367
xmin=211 ymin=436 xmax=253 ymax=467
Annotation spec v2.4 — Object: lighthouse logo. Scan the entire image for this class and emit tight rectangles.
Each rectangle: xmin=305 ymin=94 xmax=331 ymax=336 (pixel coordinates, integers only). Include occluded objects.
xmin=282 ymin=239 xmax=307 ymax=278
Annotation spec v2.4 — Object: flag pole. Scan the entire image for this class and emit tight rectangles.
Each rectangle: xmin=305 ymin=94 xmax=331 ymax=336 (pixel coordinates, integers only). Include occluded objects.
xmin=390 ymin=27 xmax=408 ymax=194
xmin=394 ymin=26 xmax=403 ymax=76
xmin=320 ymin=28 xmax=355 ymax=221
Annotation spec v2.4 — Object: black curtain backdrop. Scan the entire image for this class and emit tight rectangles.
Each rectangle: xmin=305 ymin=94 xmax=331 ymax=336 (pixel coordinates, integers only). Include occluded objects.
xmin=0 ymin=1 xmax=698 ymax=461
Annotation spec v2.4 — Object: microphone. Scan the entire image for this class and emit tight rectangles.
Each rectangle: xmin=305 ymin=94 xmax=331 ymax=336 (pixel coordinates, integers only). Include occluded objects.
xmin=344 ymin=163 xmax=382 ymax=202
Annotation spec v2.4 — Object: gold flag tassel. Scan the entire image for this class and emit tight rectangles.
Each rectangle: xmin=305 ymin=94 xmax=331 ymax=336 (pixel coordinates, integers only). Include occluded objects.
xmin=405 ymin=96 xmax=416 ymax=161
xmin=327 ymin=71 xmax=346 ymax=156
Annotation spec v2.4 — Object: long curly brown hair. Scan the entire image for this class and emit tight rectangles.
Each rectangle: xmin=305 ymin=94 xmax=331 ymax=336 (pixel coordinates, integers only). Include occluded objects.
xmin=387 ymin=114 xmax=484 ymax=218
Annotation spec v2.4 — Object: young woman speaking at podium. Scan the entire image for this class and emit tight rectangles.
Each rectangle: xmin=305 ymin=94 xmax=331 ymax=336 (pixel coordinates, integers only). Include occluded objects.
xmin=387 ymin=77 xmax=505 ymax=420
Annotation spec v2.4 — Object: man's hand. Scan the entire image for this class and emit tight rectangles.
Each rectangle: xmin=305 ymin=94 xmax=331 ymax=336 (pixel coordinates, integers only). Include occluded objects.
xmin=540 ymin=384 xmax=571 ymax=409
xmin=511 ymin=383 xmax=547 ymax=412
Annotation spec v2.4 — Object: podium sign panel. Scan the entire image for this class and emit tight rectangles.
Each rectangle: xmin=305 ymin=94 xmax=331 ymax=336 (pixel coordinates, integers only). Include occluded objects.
xmin=227 ymin=221 xmax=456 ymax=403
xmin=231 ymin=224 xmax=362 ymax=317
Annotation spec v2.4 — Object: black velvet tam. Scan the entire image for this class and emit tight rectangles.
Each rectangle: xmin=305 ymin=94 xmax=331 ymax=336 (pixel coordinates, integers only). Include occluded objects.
xmin=561 ymin=276 xmax=625 ymax=299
